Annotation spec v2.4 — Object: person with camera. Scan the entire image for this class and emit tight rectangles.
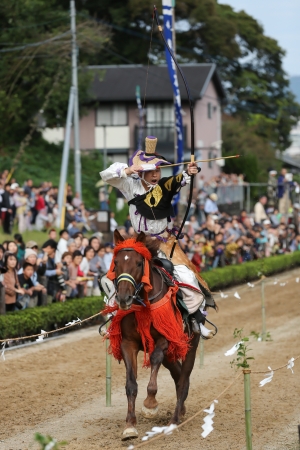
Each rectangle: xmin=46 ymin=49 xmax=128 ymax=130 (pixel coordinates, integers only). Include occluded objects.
xmin=17 ymin=249 xmax=47 ymax=307
xmin=17 ymin=262 xmax=36 ymax=309
xmin=41 ymin=239 xmax=67 ymax=303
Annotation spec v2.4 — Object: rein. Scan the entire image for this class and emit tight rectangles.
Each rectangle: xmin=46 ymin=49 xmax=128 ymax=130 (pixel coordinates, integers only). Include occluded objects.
xmin=114 ymin=248 xmax=164 ymax=306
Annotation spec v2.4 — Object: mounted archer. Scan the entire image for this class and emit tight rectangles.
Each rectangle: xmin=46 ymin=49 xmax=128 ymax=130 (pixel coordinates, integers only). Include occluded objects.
xmin=100 ymin=136 xmax=217 ymax=338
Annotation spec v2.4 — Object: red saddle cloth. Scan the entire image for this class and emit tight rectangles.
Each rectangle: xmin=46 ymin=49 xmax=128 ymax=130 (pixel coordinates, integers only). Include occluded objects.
xmin=101 ymin=284 xmax=190 ymax=368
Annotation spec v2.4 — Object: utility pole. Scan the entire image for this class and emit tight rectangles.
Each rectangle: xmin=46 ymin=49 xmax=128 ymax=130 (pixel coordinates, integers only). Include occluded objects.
xmin=70 ymin=0 xmax=82 ymax=198
xmin=57 ymin=87 xmax=76 ymax=228
xmin=103 ymin=124 xmax=107 ymax=171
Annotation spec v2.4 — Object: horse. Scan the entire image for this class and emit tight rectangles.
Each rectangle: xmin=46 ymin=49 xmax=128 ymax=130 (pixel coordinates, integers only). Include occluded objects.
xmin=103 ymin=229 xmax=201 ymax=440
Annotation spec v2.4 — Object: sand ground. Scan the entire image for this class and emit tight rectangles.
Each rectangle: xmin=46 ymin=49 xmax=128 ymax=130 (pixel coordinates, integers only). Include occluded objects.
xmin=1 ymin=269 xmax=299 ymax=450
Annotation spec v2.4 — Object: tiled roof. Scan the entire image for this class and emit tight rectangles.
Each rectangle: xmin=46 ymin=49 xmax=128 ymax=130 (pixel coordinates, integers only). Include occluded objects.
xmin=87 ymin=64 xmax=226 ymax=102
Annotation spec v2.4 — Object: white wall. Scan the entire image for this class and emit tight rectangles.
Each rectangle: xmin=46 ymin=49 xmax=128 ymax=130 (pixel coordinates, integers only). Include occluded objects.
xmin=95 ymin=126 xmax=130 ymax=149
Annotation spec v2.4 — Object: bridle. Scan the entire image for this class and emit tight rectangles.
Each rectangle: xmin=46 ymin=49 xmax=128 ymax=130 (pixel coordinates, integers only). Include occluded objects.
xmin=114 ymin=248 xmax=164 ymax=306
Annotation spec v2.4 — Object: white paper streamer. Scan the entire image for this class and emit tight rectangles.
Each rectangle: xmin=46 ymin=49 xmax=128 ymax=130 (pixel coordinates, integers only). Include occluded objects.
xmin=247 ymin=283 xmax=254 ymax=288
xmin=127 ymin=446 xmax=134 ymax=450
xmin=1 ymin=342 xmax=6 ymax=361
xmin=201 ymin=400 xmax=218 ymax=438
xmin=287 ymin=357 xmax=295 ymax=374
xmin=140 ymin=424 xmax=178 ymax=442
xmin=234 ymin=291 xmax=241 ymax=299
xmin=224 ymin=341 xmax=242 ymax=356
xmin=219 ymin=291 xmax=228 ymax=298
xmin=65 ymin=318 xmax=81 ymax=326
xmin=45 ymin=440 xmax=56 ymax=450
xmin=273 ymin=279 xmax=278 ymax=285
xmin=279 ymin=282 xmax=286 ymax=286
xmin=36 ymin=330 xmax=48 ymax=343
xmin=296 ymin=278 xmax=299 ymax=283
xmin=259 ymin=367 xmax=274 ymax=387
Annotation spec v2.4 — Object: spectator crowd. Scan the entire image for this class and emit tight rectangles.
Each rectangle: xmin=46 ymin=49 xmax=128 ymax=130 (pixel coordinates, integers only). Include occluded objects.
xmin=0 ymin=170 xmax=93 ymax=234
xmin=0 ymin=229 xmax=115 ymax=313
xmin=176 ymin=167 xmax=300 ymax=272
xmin=0 ymin=168 xmax=300 ymax=314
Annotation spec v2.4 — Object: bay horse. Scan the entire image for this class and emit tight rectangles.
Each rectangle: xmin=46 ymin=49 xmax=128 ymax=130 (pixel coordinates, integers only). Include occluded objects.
xmin=104 ymin=230 xmax=200 ymax=440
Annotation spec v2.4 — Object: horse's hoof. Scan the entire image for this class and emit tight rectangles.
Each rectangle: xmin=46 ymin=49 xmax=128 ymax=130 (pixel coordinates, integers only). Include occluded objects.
xmin=141 ymin=405 xmax=159 ymax=419
xmin=122 ymin=427 xmax=139 ymax=440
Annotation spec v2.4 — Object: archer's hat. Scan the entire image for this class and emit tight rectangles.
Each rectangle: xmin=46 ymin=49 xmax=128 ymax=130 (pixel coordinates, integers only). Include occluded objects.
xmin=129 ymin=136 xmax=171 ymax=171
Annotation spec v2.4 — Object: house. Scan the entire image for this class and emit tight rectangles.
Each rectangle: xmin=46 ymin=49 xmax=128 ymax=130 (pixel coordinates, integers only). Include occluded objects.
xmin=277 ymin=121 xmax=300 ymax=171
xmin=42 ymin=63 xmax=226 ymax=179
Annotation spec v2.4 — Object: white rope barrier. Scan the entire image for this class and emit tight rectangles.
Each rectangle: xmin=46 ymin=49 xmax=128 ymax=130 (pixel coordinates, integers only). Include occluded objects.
xmin=0 ymin=312 xmax=102 ymax=346
xmin=213 ymin=271 xmax=300 ymax=300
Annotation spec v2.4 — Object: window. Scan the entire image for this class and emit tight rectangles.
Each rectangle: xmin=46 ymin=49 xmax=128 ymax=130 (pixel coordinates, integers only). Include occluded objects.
xmin=96 ymin=104 xmax=127 ymax=126
xmin=208 ymin=149 xmax=213 ymax=168
xmin=207 ymin=102 xmax=212 ymax=119
xmin=146 ymin=103 xmax=174 ymax=125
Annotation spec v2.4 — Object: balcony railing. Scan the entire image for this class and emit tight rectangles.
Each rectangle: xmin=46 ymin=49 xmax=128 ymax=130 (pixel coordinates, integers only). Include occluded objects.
xmin=134 ymin=125 xmax=188 ymax=163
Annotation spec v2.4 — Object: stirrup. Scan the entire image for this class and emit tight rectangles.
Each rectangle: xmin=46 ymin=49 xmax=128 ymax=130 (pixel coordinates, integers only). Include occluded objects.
xmin=98 ymin=313 xmax=113 ymax=336
xmin=200 ymin=318 xmax=218 ymax=340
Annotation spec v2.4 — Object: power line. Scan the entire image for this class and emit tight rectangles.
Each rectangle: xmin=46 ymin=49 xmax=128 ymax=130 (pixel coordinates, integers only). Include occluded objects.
xmin=0 ymin=30 xmax=71 ymax=53
xmin=1 ymin=15 xmax=69 ymax=30
xmin=77 ymin=12 xmax=210 ymax=62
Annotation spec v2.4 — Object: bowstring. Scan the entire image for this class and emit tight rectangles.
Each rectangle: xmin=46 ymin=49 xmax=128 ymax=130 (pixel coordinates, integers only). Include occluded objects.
xmin=143 ymin=12 xmax=155 ymax=111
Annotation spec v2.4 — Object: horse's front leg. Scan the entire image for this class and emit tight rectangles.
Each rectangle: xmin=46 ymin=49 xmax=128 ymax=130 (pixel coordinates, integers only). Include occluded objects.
xmin=121 ymin=338 xmax=139 ymax=440
xmin=170 ymin=333 xmax=200 ymax=425
xmin=142 ymin=336 xmax=168 ymax=419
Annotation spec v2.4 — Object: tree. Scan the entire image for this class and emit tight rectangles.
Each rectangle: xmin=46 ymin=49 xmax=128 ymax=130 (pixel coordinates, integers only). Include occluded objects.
xmin=222 ymin=116 xmax=281 ymax=182
xmin=76 ymin=0 xmax=300 ymax=151
xmin=0 ymin=0 xmax=109 ymax=148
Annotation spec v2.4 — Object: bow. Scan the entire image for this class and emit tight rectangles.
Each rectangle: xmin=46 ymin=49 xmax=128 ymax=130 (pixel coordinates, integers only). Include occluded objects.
xmin=153 ymin=5 xmax=195 ymax=259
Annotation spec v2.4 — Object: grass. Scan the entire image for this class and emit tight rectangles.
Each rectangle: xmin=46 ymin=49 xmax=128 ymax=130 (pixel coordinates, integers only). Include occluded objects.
xmin=1 ymin=137 xmax=104 ymax=210
xmin=0 ymin=229 xmax=50 ymax=247
xmin=0 ymin=136 xmax=129 ymax=226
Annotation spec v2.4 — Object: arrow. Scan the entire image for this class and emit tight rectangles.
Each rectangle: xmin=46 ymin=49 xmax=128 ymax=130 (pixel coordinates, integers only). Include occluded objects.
xmin=159 ymin=154 xmax=240 ymax=169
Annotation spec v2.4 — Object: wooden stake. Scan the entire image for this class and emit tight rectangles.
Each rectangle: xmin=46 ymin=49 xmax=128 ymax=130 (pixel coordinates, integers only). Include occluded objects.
xmin=243 ymin=369 xmax=252 ymax=450
xmin=106 ymin=323 xmax=112 ymax=407
xmin=199 ymin=337 xmax=204 ymax=369
xmin=261 ymin=279 xmax=266 ymax=341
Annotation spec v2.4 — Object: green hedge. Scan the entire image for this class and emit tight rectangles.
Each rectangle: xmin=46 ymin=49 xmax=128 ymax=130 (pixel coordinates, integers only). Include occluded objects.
xmin=202 ymin=251 xmax=300 ymax=290
xmin=0 ymin=297 xmax=104 ymax=340
xmin=1 ymin=252 xmax=300 ymax=340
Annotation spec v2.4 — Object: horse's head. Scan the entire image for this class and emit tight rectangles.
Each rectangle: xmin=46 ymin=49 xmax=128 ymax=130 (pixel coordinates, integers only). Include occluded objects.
xmin=113 ymin=230 xmax=149 ymax=311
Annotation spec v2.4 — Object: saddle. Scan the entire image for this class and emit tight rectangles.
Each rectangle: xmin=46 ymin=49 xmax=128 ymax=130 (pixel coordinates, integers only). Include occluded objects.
xmin=158 ymin=236 xmax=217 ymax=311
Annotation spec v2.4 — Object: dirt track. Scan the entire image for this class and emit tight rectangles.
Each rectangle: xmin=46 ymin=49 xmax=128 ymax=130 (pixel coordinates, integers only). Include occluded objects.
xmin=1 ymin=269 xmax=300 ymax=450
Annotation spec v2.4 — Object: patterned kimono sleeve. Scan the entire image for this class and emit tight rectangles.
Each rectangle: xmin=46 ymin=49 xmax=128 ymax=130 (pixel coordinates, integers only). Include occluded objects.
xmin=100 ymin=162 xmax=131 ymax=193
xmin=161 ymin=171 xmax=190 ymax=199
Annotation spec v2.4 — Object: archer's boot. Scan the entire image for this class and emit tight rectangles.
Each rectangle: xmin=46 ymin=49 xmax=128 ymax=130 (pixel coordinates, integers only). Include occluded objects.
xmin=200 ymin=323 xmax=214 ymax=339
xmin=100 ymin=275 xmax=116 ymax=307
xmin=191 ymin=309 xmax=215 ymax=339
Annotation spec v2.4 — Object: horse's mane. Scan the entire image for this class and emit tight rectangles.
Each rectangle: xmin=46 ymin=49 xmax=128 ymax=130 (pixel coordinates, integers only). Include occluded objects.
xmin=143 ymin=236 xmax=160 ymax=258
xmin=114 ymin=236 xmax=160 ymax=260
